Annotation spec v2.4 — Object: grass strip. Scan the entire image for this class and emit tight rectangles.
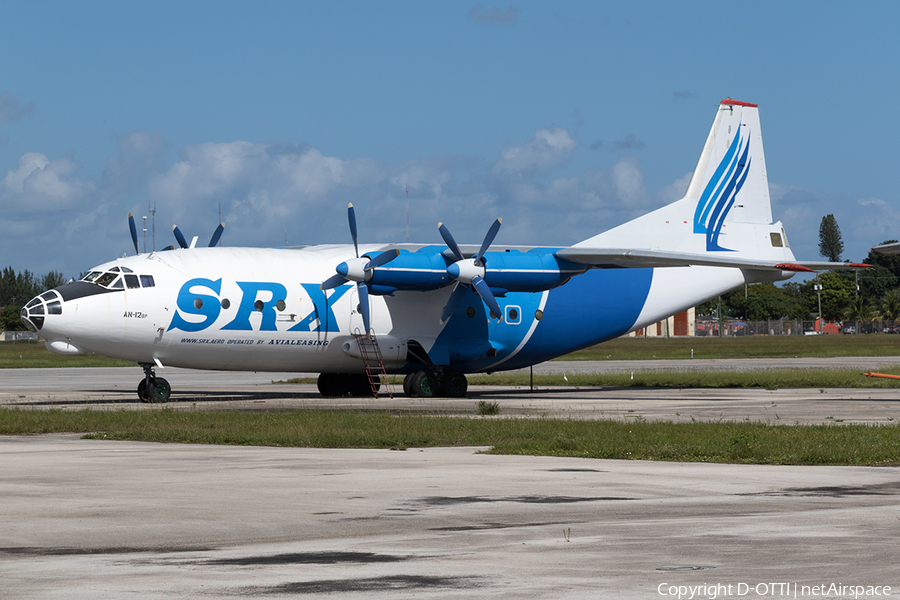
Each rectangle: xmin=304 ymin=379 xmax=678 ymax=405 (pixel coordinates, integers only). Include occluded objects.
xmin=466 ymin=369 xmax=900 ymax=389
xmin=562 ymin=335 xmax=900 ymax=360
xmin=2 ymin=408 xmax=899 ymax=466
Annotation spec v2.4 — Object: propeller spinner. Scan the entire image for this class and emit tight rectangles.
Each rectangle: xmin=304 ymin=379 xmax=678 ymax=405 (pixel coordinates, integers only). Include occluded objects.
xmin=438 ymin=218 xmax=503 ymax=323
xmin=321 ymin=203 xmax=399 ymax=334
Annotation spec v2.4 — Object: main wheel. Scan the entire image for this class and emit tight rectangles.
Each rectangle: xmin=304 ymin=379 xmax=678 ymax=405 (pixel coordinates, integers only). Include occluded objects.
xmin=440 ymin=371 xmax=468 ymax=398
xmin=410 ymin=370 xmax=437 ymax=398
xmin=349 ymin=374 xmax=379 ymax=397
xmin=317 ymin=373 xmax=353 ymax=397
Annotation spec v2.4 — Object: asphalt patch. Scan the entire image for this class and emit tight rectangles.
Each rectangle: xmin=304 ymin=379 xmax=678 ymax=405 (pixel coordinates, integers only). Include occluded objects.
xmin=240 ymin=575 xmax=483 ymax=595
xmin=415 ymin=495 xmax=633 ymax=506
xmin=207 ymin=551 xmax=409 ymax=566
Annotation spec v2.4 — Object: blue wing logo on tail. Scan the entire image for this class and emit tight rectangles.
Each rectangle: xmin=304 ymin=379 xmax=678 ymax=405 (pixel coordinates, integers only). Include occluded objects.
xmin=692 ymin=125 xmax=751 ymax=251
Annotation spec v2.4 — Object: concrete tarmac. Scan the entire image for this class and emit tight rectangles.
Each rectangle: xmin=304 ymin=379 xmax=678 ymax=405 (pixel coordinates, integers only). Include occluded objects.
xmin=3 ymin=362 xmax=900 ymax=598
xmin=1 ymin=435 xmax=899 ymax=599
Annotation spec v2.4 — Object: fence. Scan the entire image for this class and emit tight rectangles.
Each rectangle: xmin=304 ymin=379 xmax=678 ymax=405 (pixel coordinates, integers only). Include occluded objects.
xmin=694 ymin=319 xmax=897 ymax=337
xmin=0 ymin=331 xmax=41 ymax=342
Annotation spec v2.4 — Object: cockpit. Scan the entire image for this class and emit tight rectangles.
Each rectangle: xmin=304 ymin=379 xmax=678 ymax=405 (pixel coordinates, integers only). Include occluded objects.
xmin=81 ymin=266 xmax=155 ymax=290
xmin=20 ymin=266 xmax=157 ymax=332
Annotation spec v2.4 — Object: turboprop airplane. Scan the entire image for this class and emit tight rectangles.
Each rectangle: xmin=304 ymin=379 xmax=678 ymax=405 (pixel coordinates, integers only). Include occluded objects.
xmin=21 ymin=98 xmax=868 ymax=402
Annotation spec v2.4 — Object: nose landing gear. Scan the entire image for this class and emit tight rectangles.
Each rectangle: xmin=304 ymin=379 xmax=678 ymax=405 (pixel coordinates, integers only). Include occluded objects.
xmin=138 ymin=363 xmax=171 ymax=403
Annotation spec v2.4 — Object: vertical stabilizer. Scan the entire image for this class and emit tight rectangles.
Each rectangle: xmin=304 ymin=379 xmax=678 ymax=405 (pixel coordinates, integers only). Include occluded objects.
xmin=686 ymin=99 xmax=772 ymax=249
xmin=574 ymin=99 xmax=781 ymax=258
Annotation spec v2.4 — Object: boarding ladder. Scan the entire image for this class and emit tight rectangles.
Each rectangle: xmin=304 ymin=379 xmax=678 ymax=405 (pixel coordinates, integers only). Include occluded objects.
xmin=352 ymin=332 xmax=394 ymax=399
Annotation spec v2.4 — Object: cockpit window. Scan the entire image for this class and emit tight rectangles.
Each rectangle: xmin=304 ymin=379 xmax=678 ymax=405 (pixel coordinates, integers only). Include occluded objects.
xmin=81 ymin=269 xmax=154 ymax=290
xmin=94 ymin=272 xmax=119 ymax=287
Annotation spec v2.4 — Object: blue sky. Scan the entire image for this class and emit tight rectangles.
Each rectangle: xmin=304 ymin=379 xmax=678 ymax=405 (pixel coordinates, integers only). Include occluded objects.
xmin=2 ymin=1 xmax=898 ymax=278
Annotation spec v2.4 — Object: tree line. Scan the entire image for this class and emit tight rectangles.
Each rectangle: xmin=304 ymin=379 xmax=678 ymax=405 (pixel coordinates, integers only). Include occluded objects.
xmin=0 ymin=267 xmax=69 ymax=330
xmin=700 ymin=215 xmax=900 ymax=325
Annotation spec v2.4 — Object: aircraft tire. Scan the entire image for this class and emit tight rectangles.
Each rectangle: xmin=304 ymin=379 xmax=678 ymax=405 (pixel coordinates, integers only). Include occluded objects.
xmin=137 ymin=379 xmax=150 ymax=403
xmin=410 ymin=370 xmax=437 ymax=398
xmin=317 ymin=373 xmax=339 ymax=397
xmin=402 ymin=373 xmax=415 ymax=397
xmin=349 ymin=374 xmax=379 ymax=397
xmin=138 ymin=377 xmax=171 ymax=403
xmin=440 ymin=371 xmax=467 ymax=398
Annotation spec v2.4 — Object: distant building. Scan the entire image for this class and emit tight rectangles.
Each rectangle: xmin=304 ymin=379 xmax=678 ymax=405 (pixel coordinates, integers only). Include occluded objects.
xmin=629 ymin=308 xmax=695 ymax=338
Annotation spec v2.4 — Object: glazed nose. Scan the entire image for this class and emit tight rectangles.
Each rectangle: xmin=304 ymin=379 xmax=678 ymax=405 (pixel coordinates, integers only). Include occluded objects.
xmin=20 ymin=290 xmax=63 ymax=332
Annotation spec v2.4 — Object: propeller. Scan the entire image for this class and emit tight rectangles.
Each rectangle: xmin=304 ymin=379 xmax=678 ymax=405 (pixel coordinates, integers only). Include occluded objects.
xmin=128 ymin=213 xmax=140 ymax=255
xmin=438 ymin=218 xmax=503 ymax=323
xmin=320 ymin=203 xmax=399 ymax=334
xmin=171 ymin=223 xmax=226 ymax=249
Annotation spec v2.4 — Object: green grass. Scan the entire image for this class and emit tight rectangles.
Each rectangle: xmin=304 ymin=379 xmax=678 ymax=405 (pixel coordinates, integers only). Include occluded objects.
xmin=0 ymin=341 xmax=133 ymax=368
xmin=2 ymin=408 xmax=898 ymax=465
xmin=466 ymin=369 xmax=900 ymax=389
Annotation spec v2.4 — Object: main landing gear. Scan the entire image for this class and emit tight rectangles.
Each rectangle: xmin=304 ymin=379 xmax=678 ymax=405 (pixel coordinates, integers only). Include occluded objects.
xmin=316 ymin=370 xmax=468 ymax=398
xmin=317 ymin=373 xmax=381 ymax=398
xmin=137 ymin=363 xmax=171 ymax=403
xmin=403 ymin=369 xmax=467 ymax=398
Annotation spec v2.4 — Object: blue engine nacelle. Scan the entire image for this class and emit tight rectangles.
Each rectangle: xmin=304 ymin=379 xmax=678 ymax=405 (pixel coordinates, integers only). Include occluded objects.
xmin=479 ymin=250 xmax=586 ymax=294
xmin=365 ymin=248 xmax=586 ymax=295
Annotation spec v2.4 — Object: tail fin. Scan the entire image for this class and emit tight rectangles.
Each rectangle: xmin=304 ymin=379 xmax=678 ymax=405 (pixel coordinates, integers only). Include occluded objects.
xmin=574 ymin=98 xmax=789 ymax=261
xmin=686 ymin=99 xmax=772 ymax=250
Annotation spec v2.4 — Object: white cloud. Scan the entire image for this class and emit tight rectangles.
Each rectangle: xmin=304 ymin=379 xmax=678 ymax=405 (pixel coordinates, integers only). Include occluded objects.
xmin=2 ymin=152 xmax=92 ymax=212
xmin=493 ymin=128 xmax=576 ymax=175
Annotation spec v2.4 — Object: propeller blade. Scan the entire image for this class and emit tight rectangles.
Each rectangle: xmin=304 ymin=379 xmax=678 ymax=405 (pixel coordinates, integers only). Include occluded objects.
xmin=357 ymin=281 xmax=370 ymax=333
xmin=321 ymin=273 xmax=348 ymax=290
xmin=475 ymin=218 xmax=502 ymax=265
xmin=128 ymin=213 xmax=140 ymax=255
xmin=209 ymin=223 xmax=225 ymax=247
xmin=348 ymin=203 xmax=359 ymax=258
xmin=438 ymin=222 xmax=464 ymax=261
xmin=440 ymin=282 xmax=469 ymax=324
xmin=173 ymin=225 xmax=189 ymax=249
xmin=161 ymin=245 xmax=175 ymax=251
xmin=365 ymin=249 xmax=400 ymax=270
xmin=471 ymin=275 xmax=503 ymax=321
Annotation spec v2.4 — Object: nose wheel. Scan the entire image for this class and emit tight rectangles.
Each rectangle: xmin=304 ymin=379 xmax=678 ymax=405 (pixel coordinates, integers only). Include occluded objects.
xmin=137 ymin=364 xmax=171 ymax=403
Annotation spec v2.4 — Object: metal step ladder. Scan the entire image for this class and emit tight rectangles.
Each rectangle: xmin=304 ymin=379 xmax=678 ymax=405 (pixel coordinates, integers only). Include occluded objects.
xmin=352 ymin=333 xmax=394 ymax=398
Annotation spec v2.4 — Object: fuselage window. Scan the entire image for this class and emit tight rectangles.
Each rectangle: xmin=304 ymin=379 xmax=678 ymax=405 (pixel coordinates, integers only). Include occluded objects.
xmin=140 ymin=275 xmax=155 ymax=288
xmin=125 ymin=274 xmax=140 ymax=289
xmin=770 ymin=232 xmax=783 ymax=247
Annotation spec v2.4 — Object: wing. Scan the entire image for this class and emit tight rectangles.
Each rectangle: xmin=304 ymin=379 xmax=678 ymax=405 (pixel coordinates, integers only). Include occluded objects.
xmin=555 ymin=247 xmax=871 ymax=273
